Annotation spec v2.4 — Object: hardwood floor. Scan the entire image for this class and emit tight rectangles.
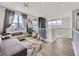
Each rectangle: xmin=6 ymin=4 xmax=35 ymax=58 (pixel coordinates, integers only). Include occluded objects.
xmin=37 ymin=38 xmax=74 ymax=56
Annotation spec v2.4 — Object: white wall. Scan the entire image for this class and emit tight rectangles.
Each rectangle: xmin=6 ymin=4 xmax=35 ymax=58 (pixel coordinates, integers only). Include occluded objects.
xmin=46 ymin=17 xmax=72 ymax=42
xmin=62 ymin=17 xmax=72 ymax=28
xmin=55 ymin=17 xmax=72 ymax=38
xmin=72 ymin=30 xmax=79 ymax=56
xmin=0 ymin=6 xmax=5 ymax=33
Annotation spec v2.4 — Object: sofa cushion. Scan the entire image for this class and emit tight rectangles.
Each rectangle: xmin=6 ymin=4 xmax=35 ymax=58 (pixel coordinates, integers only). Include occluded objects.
xmin=0 ymin=38 xmax=26 ymax=56
xmin=2 ymin=33 xmax=10 ymax=36
xmin=13 ymin=35 xmax=25 ymax=41
xmin=12 ymin=32 xmax=23 ymax=36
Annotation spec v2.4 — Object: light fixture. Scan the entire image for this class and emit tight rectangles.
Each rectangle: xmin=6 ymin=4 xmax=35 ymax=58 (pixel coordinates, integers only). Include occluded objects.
xmin=24 ymin=2 xmax=29 ymax=7
xmin=24 ymin=2 xmax=31 ymax=10
xmin=24 ymin=2 xmax=31 ymax=7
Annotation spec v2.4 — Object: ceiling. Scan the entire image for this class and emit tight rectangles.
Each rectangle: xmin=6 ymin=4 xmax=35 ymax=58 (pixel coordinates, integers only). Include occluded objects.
xmin=0 ymin=2 xmax=79 ymax=19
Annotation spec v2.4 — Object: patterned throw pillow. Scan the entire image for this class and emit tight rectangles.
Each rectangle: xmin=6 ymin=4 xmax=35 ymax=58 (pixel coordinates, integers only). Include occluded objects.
xmin=32 ymin=32 xmax=37 ymax=39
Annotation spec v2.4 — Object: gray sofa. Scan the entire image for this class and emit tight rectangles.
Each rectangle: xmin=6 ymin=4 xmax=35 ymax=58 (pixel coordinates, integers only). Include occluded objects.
xmin=0 ymin=37 xmax=27 ymax=56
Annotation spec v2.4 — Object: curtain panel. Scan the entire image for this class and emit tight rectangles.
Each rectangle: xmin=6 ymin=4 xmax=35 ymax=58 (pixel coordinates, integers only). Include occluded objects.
xmin=21 ymin=14 xmax=28 ymax=31
xmin=3 ymin=9 xmax=15 ymax=33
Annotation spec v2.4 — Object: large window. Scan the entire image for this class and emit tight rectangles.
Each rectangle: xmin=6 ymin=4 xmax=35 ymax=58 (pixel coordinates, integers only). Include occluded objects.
xmin=48 ymin=20 xmax=62 ymax=28
xmin=11 ymin=14 xmax=26 ymax=31
xmin=32 ymin=19 xmax=38 ymax=31
xmin=57 ymin=20 xmax=62 ymax=25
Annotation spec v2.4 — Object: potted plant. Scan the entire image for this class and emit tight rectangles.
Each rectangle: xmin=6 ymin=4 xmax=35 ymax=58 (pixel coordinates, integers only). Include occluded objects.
xmin=27 ymin=27 xmax=33 ymax=37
